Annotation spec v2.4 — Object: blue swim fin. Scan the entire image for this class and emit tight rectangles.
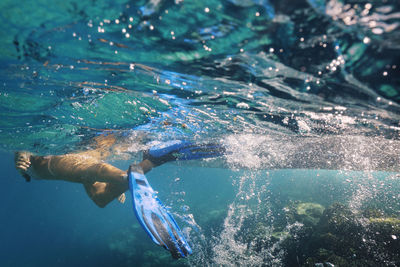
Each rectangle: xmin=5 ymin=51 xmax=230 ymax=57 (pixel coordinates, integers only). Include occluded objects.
xmin=128 ymin=164 xmax=192 ymax=259
xmin=144 ymin=140 xmax=225 ymax=166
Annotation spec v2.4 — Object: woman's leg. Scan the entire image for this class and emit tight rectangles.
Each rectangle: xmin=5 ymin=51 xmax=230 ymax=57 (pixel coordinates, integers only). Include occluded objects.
xmin=83 ymin=181 xmax=127 ymax=208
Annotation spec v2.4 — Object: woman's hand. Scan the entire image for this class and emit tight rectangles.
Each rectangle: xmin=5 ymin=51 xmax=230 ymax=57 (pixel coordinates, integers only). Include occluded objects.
xmin=117 ymin=193 xmax=126 ymax=204
xmin=14 ymin=151 xmax=32 ymax=182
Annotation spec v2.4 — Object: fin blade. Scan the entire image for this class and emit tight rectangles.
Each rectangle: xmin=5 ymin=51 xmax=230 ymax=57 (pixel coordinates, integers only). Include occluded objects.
xmin=128 ymin=166 xmax=192 ymax=258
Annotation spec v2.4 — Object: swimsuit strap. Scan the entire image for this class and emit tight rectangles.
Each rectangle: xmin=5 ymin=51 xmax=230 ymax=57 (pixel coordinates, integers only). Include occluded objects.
xmin=47 ymin=156 xmax=56 ymax=176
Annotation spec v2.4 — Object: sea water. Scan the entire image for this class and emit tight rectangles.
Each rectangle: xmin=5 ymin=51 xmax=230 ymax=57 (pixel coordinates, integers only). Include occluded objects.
xmin=1 ymin=0 xmax=399 ymax=266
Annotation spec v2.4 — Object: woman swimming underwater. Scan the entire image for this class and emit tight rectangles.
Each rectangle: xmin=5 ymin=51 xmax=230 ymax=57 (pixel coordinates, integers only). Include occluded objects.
xmin=15 ymin=134 xmax=400 ymax=208
xmin=14 ymin=133 xmax=400 ymax=258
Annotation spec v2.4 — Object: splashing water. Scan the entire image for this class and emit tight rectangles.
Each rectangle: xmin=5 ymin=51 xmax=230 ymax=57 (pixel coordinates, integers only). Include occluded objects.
xmin=212 ymin=172 xmax=264 ymax=265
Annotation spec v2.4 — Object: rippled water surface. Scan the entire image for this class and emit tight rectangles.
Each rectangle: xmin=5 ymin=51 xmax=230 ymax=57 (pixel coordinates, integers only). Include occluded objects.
xmin=1 ymin=0 xmax=399 ymax=266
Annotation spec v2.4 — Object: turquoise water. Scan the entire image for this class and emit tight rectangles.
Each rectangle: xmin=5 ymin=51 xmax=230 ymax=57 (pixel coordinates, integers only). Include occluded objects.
xmin=1 ymin=0 xmax=400 ymax=266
